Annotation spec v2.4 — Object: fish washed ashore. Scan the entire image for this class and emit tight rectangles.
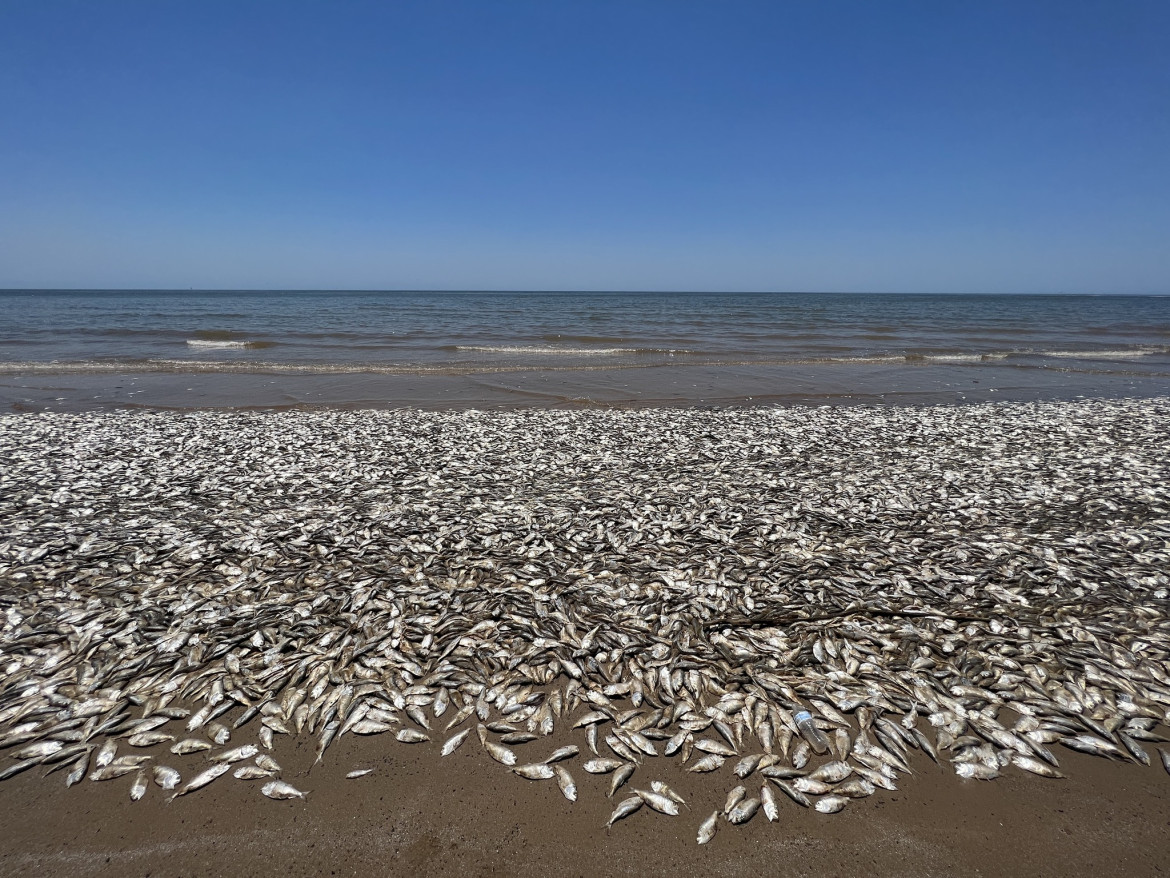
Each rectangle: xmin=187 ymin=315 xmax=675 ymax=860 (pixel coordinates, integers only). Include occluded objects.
xmin=1 ymin=399 xmax=1169 ymax=876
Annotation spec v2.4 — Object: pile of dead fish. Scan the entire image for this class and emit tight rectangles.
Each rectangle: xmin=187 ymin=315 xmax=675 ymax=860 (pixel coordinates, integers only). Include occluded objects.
xmin=0 ymin=398 xmax=1168 ymax=841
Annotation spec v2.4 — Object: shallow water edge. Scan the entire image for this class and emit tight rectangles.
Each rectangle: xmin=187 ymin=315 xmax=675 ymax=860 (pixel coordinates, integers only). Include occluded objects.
xmin=4 ymin=360 xmax=1170 ymax=412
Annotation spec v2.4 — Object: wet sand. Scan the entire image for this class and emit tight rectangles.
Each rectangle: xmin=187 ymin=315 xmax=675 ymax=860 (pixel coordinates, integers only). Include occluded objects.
xmin=3 ymin=359 xmax=1169 ymax=412
xmin=1 ymin=727 xmax=1168 ymax=878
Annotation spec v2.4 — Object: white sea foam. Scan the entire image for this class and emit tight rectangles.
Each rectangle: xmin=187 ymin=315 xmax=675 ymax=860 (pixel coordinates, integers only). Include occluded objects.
xmin=456 ymin=345 xmax=640 ymax=355
xmin=1042 ymin=349 xmax=1163 ymax=359
xmin=186 ymin=340 xmax=254 ymax=349
xmin=921 ymin=354 xmax=995 ymax=363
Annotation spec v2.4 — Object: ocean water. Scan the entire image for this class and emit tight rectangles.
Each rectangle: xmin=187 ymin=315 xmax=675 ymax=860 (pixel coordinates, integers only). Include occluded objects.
xmin=2 ymin=291 xmax=1169 ymax=410
xmin=3 ymin=290 xmax=1169 ymax=370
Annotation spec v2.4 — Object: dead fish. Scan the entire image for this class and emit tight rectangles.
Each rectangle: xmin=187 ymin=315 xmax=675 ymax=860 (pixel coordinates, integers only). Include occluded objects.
xmin=441 ymin=729 xmax=470 ymax=756
xmin=261 ymin=780 xmax=308 ymax=800
xmin=513 ymin=763 xmax=555 ymax=780
xmin=129 ymin=770 xmax=148 ymax=801
xmin=1060 ymin=735 xmax=1124 ymax=759
xmin=606 ymin=795 xmax=644 ymax=828
xmin=1012 ymin=755 xmax=1065 ymax=778
xmin=396 ymin=729 xmax=429 ymax=744
xmin=95 ymin=739 xmax=117 ymax=768
xmin=554 ymin=765 xmax=577 ymax=802
xmin=734 ymin=754 xmax=763 ymax=778
xmin=583 ymin=758 xmax=624 ymax=774
xmin=760 ymin=765 xmax=806 ymax=780
xmin=650 ymin=780 xmax=686 ymax=809
xmin=233 ymin=765 xmax=274 ymax=780
xmin=573 ymin=711 xmax=611 ymax=728
xmin=152 ymin=765 xmax=181 ymax=789
xmin=406 ymin=706 xmax=431 ymax=731
xmin=0 ymin=759 xmax=39 ymax=783
xmin=544 ymin=745 xmax=579 ymax=763
xmin=688 ymin=754 xmax=725 ymax=773
xmin=728 ymin=797 xmax=760 ymax=825
xmin=210 ymin=744 xmax=258 ymax=763
xmin=256 ymin=754 xmax=281 ymax=773
xmin=127 ymin=732 xmax=173 ymax=748
xmin=833 ymin=778 xmax=877 ymax=798
xmin=808 ymin=760 xmax=852 ymax=783
xmin=694 ymin=738 xmax=736 ymax=757
xmin=761 ymin=783 xmax=780 ymax=821
xmin=794 ymin=777 xmax=833 ymax=795
xmin=170 ymin=738 xmax=213 ymax=756
xmin=484 ymin=741 xmax=516 ymax=766
xmin=173 ymin=763 xmax=230 ymax=798
xmin=207 ymin=723 xmax=230 ymax=745
xmin=90 ymin=762 xmax=143 ymax=782
xmin=65 ymin=753 xmax=89 ymax=788
xmin=444 ymin=705 xmax=475 ymax=732
xmin=724 ymin=785 xmax=747 ymax=815
xmin=350 ymin=720 xmax=396 ymax=735
xmin=815 ymin=795 xmax=849 ymax=814
xmin=955 ymin=763 xmax=1000 ymax=780
xmin=697 ymin=810 xmax=719 ymax=844
xmin=636 ymin=789 xmax=679 ymax=816
xmin=1160 ymin=749 xmax=1170 ymax=777
xmin=346 ymin=769 xmax=374 ymax=779
xmin=770 ymin=779 xmax=811 ymax=808
xmin=609 ymin=763 xmax=636 ymax=797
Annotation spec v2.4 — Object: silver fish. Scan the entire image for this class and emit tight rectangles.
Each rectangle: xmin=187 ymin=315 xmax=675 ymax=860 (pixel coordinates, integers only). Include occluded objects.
xmin=261 ymin=780 xmax=308 ymax=800
xmin=815 ymin=795 xmax=849 ymax=814
xmin=637 ymin=789 xmax=679 ymax=816
xmin=606 ymin=795 xmax=643 ymax=828
xmin=554 ymin=765 xmax=577 ymax=802
xmin=727 ymin=797 xmax=760 ymax=825
xmin=441 ymin=729 xmax=470 ymax=756
xmin=761 ymin=783 xmax=780 ymax=821
xmin=173 ymin=763 xmax=230 ymax=797
xmin=129 ymin=770 xmax=148 ymax=801
xmin=583 ymin=758 xmax=624 ymax=774
xmin=513 ymin=763 xmax=555 ymax=780
xmin=697 ymin=810 xmax=719 ymax=844
xmin=609 ymin=763 xmax=636 ymax=797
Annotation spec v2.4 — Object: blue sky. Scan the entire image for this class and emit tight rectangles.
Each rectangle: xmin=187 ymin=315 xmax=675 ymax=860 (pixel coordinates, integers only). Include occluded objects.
xmin=1 ymin=1 xmax=1167 ymax=292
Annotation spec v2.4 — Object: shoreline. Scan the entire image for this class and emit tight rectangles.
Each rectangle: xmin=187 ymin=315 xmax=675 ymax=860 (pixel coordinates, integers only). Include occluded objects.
xmin=3 ymin=359 xmax=1170 ymax=412
xmin=1 ymin=399 xmax=1168 ymax=876
xmin=2 ymin=728 xmax=1168 ymax=878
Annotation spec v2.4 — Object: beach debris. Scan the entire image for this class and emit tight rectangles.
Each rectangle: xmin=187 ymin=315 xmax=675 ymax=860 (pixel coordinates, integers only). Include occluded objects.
xmin=0 ymin=401 xmax=1168 ymax=839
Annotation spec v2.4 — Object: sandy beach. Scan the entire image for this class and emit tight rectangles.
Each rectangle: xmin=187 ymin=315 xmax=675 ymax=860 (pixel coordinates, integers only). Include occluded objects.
xmin=1 ymin=399 xmax=1168 ymax=877
xmin=1 ymin=728 xmax=1167 ymax=878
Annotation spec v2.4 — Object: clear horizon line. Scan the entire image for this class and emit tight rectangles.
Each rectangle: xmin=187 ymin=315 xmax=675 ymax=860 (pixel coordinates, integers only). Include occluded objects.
xmin=1 ymin=288 xmax=1165 ymax=297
